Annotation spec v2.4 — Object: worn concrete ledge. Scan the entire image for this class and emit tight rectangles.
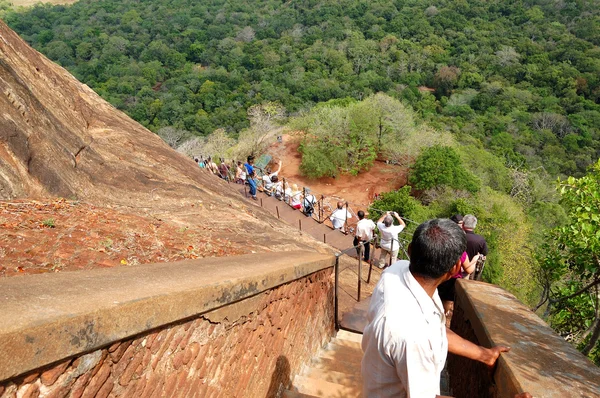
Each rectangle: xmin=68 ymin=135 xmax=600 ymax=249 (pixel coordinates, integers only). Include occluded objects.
xmin=0 ymin=251 xmax=335 ymax=382
xmin=454 ymin=280 xmax=600 ymax=397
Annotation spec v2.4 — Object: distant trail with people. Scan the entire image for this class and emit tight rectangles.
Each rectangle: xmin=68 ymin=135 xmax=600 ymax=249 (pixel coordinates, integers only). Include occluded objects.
xmin=266 ymin=135 xmax=408 ymax=207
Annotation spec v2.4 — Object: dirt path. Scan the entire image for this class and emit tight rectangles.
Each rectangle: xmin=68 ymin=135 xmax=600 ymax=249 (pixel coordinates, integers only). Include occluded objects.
xmin=266 ymin=135 xmax=407 ymax=209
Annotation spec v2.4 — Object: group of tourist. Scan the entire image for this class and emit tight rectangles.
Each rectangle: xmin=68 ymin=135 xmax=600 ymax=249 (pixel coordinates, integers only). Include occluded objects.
xmin=194 ymin=156 xmax=232 ymax=181
xmin=329 ymin=204 xmax=407 ymax=269
xmin=193 ymin=153 xmax=530 ymax=398
xmin=240 ymin=156 xmax=318 ymax=217
xmin=360 ymin=216 xmax=534 ymax=398
xmin=194 ymin=154 xmax=319 ymax=218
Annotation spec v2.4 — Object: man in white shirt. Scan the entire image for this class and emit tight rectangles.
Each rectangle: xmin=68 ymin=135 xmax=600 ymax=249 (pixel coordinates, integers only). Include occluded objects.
xmin=354 ymin=210 xmax=376 ymax=263
xmin=362 ymin=218 xmax=511 ymax=398
xmin=261 ymin=160 xmax=282 ymax=195
xmin=377 ymin=211 xmax=406 ymax=268
xmin=330 ymin=201 xmax=351 ymax=231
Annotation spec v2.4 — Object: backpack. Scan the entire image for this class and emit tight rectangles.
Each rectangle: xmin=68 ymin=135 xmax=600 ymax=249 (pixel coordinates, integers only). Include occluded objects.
xmin=303 ymin=196 xmax=315 ymax=216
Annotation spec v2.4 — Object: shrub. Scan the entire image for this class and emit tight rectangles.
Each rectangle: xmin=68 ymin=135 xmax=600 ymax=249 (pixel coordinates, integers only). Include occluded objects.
xmin=409 ymin=145 xmax=480 ymax=193
xmin=298 ymin=144 xmax=339 ymax=178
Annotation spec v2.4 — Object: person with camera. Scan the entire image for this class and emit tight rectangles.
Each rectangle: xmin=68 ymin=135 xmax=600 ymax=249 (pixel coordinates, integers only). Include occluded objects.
xmin=376 ymin=211 xmax=406 ymax=269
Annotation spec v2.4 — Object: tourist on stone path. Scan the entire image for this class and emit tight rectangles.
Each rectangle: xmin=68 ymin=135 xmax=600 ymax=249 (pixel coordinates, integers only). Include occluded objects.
xmin=206 ymin=156 xmax=219 ymax=174
xmin=218 ymin=158 xmax=230 ymax=181
xmin=262 ymin=160 xmax=282 ymax=195
xmin=361 ymin=218 xmax=511 ymax=398
xmin=235 ymin=161 xmax=246 ymax=184
xmin=273 ymin=178 xmax=285 ymax=200
xmin=376 ymin=211 xmax=406 ymax=269
xmin=290 ymin=184 xmax=302 ymax=210
xmin=438 ymin=214 xmax=480 ymax=319
xmin=449 ymin=215 xmax=480 ymax=279
xmin=198 ymin=156 xmax=206 ymax=168
xmin=244 ymin=156 xmax=258 ymax=200
xmin=302 ymin=188 xmax=317 ymax=217
xmin=330 ymin=201 xmax=351 ymax=231
xmin=462 ymin=214 xmax=488 ymax=279
xmin=354 ymin=210 xmax=376 ymax=263
xmin=282 ymin=181 xmax=292 ymax=203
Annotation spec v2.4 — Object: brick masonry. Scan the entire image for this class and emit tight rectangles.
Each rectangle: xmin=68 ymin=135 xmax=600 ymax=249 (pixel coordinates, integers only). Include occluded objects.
xmin=447 ymin=302 xmax=496 ymax=398
xmin=0 ymin=269 xmax=334 ymax=398
xmin=448 ymin=280 xmax=600 ymax=398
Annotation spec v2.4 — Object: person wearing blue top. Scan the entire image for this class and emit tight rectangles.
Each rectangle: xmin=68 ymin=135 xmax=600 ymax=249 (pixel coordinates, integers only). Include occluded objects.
xmin=244 ymin=155 xmax=258 ymax=200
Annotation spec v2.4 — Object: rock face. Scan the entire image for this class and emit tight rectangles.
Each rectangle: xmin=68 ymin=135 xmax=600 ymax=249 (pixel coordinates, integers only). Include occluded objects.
xmin=0 ymin=20 xmax=211 ymax=206
xmin=0 ymin=21 xmax=332 ymax=273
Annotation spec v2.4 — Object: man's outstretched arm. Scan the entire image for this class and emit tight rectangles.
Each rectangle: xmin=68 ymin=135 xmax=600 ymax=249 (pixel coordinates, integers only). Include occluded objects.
xmin=446 ymin=328 xmax=510 ymax=366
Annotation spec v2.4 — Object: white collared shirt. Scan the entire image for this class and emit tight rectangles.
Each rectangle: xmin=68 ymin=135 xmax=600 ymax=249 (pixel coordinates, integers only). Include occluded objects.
xmin=356 ymin=218 xmax=376 ymax=241
xmin=377 ymin=221 xmax=405 ymax=251
xmin=330 ymin=208 xmax=351 ymax=229
xmin=361 ymin=260 xmax=447 ymax=398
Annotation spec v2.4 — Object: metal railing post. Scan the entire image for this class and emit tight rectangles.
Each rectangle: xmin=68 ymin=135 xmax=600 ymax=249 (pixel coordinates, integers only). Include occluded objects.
xmin=276 ymin=206 xmax=280 ymax=219
xmin=367 ymin=237 xmax=375 ymax=284
xmin=358 ymin=244 xmax=362 ymax=302
xmin=344 ymin=202 xmax=349 ymax=235
xmin=319 ymin=195 xmax=324 ymax=223
xmin=335 ymin=255 xmax=340 ymax=330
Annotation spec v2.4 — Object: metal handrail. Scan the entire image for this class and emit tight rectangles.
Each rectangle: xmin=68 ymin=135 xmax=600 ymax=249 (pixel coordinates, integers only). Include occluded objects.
xmin=201 ymin=159 xmax=416 ymax=331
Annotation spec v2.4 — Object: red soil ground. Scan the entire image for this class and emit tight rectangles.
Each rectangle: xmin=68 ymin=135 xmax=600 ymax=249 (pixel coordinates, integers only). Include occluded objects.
xmin=0 ymin=199 xmax=246 ymax=277
xmin=266 ymin=135 xmax=407 ymax=208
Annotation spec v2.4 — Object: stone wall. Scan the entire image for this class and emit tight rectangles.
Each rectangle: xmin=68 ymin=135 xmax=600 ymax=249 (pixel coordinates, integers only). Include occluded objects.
xmin=0 ymin=251 xmax=336 ymax=398
xmin=448 ymin=280 xmax=600 ymax=398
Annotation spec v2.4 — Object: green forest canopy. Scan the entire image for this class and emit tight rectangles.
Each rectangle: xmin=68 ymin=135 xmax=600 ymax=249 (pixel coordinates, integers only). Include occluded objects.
xmin=3 ymin=0 xmax=600 ymax=178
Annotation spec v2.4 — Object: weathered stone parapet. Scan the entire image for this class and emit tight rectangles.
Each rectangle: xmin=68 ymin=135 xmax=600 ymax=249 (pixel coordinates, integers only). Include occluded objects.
xmin=448 ymin=279 xmax=600 ymax=398
xmin=0 ymin=251 xmax=336 ymax=397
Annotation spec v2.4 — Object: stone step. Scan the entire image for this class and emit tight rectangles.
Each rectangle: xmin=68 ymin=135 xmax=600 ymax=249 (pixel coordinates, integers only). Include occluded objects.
xmin=302 ymin=366 xmax=362 ymax=387
xmin=320 ymin=343 xmax=363 ymax=364
xmin=335 ymin=329 xmax=363 ymax=344
xmin=330 ymin=337 xmax=362 ymax=351
xmin=309 ymin=357 xmax=361 ymax=377
xmin=282 ymin=389 xmax=319 ymax=398
xmin=293 ymin=375 xmax=362 ymax=398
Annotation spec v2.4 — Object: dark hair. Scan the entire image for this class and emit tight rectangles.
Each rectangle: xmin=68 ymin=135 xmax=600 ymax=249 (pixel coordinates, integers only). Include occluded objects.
xmin=247 ymin=155 xmax=255 ymax=163
xmin=357 ymin=210 xmax=365 ymax=219
xmin=450 ymin=214 xmax=463 ymax=224
xmin=409 ymin=219 xmax=466 ymax=279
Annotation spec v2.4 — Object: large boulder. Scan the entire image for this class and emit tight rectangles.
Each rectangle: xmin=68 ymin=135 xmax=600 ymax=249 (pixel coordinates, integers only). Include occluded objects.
xmin=0 ymin=20 xmax=331 ymax=270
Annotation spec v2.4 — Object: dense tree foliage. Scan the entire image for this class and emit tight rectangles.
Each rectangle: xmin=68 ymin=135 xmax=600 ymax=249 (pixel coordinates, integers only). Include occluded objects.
xmin=292 ymin=94 xmax=414 ymax=176
xmin=535 ymin=160 xmax=600 ymax=364
xmin=4 ymin=0 xmax=600 ymax=176
xmin=409 ymin=145 xmax=480 ymax=193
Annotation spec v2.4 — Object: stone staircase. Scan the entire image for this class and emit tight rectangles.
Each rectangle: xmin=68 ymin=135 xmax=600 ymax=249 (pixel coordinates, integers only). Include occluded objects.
xmin=283 ymin=330 xmax=363 ymax=397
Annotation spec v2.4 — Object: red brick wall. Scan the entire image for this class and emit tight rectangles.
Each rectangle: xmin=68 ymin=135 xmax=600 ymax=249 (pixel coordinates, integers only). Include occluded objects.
xmin=0 ymin=269 xmax=334 ymax=398
xmin=446 ymin=302 xmax=496 ymax=398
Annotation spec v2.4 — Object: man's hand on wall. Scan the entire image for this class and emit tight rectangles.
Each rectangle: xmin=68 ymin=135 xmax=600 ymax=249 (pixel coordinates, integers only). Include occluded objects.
xmin=447 ymin=329 xmax=510 ymax=367
xmin=479 ymin=345 xmax=511 ymax=367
